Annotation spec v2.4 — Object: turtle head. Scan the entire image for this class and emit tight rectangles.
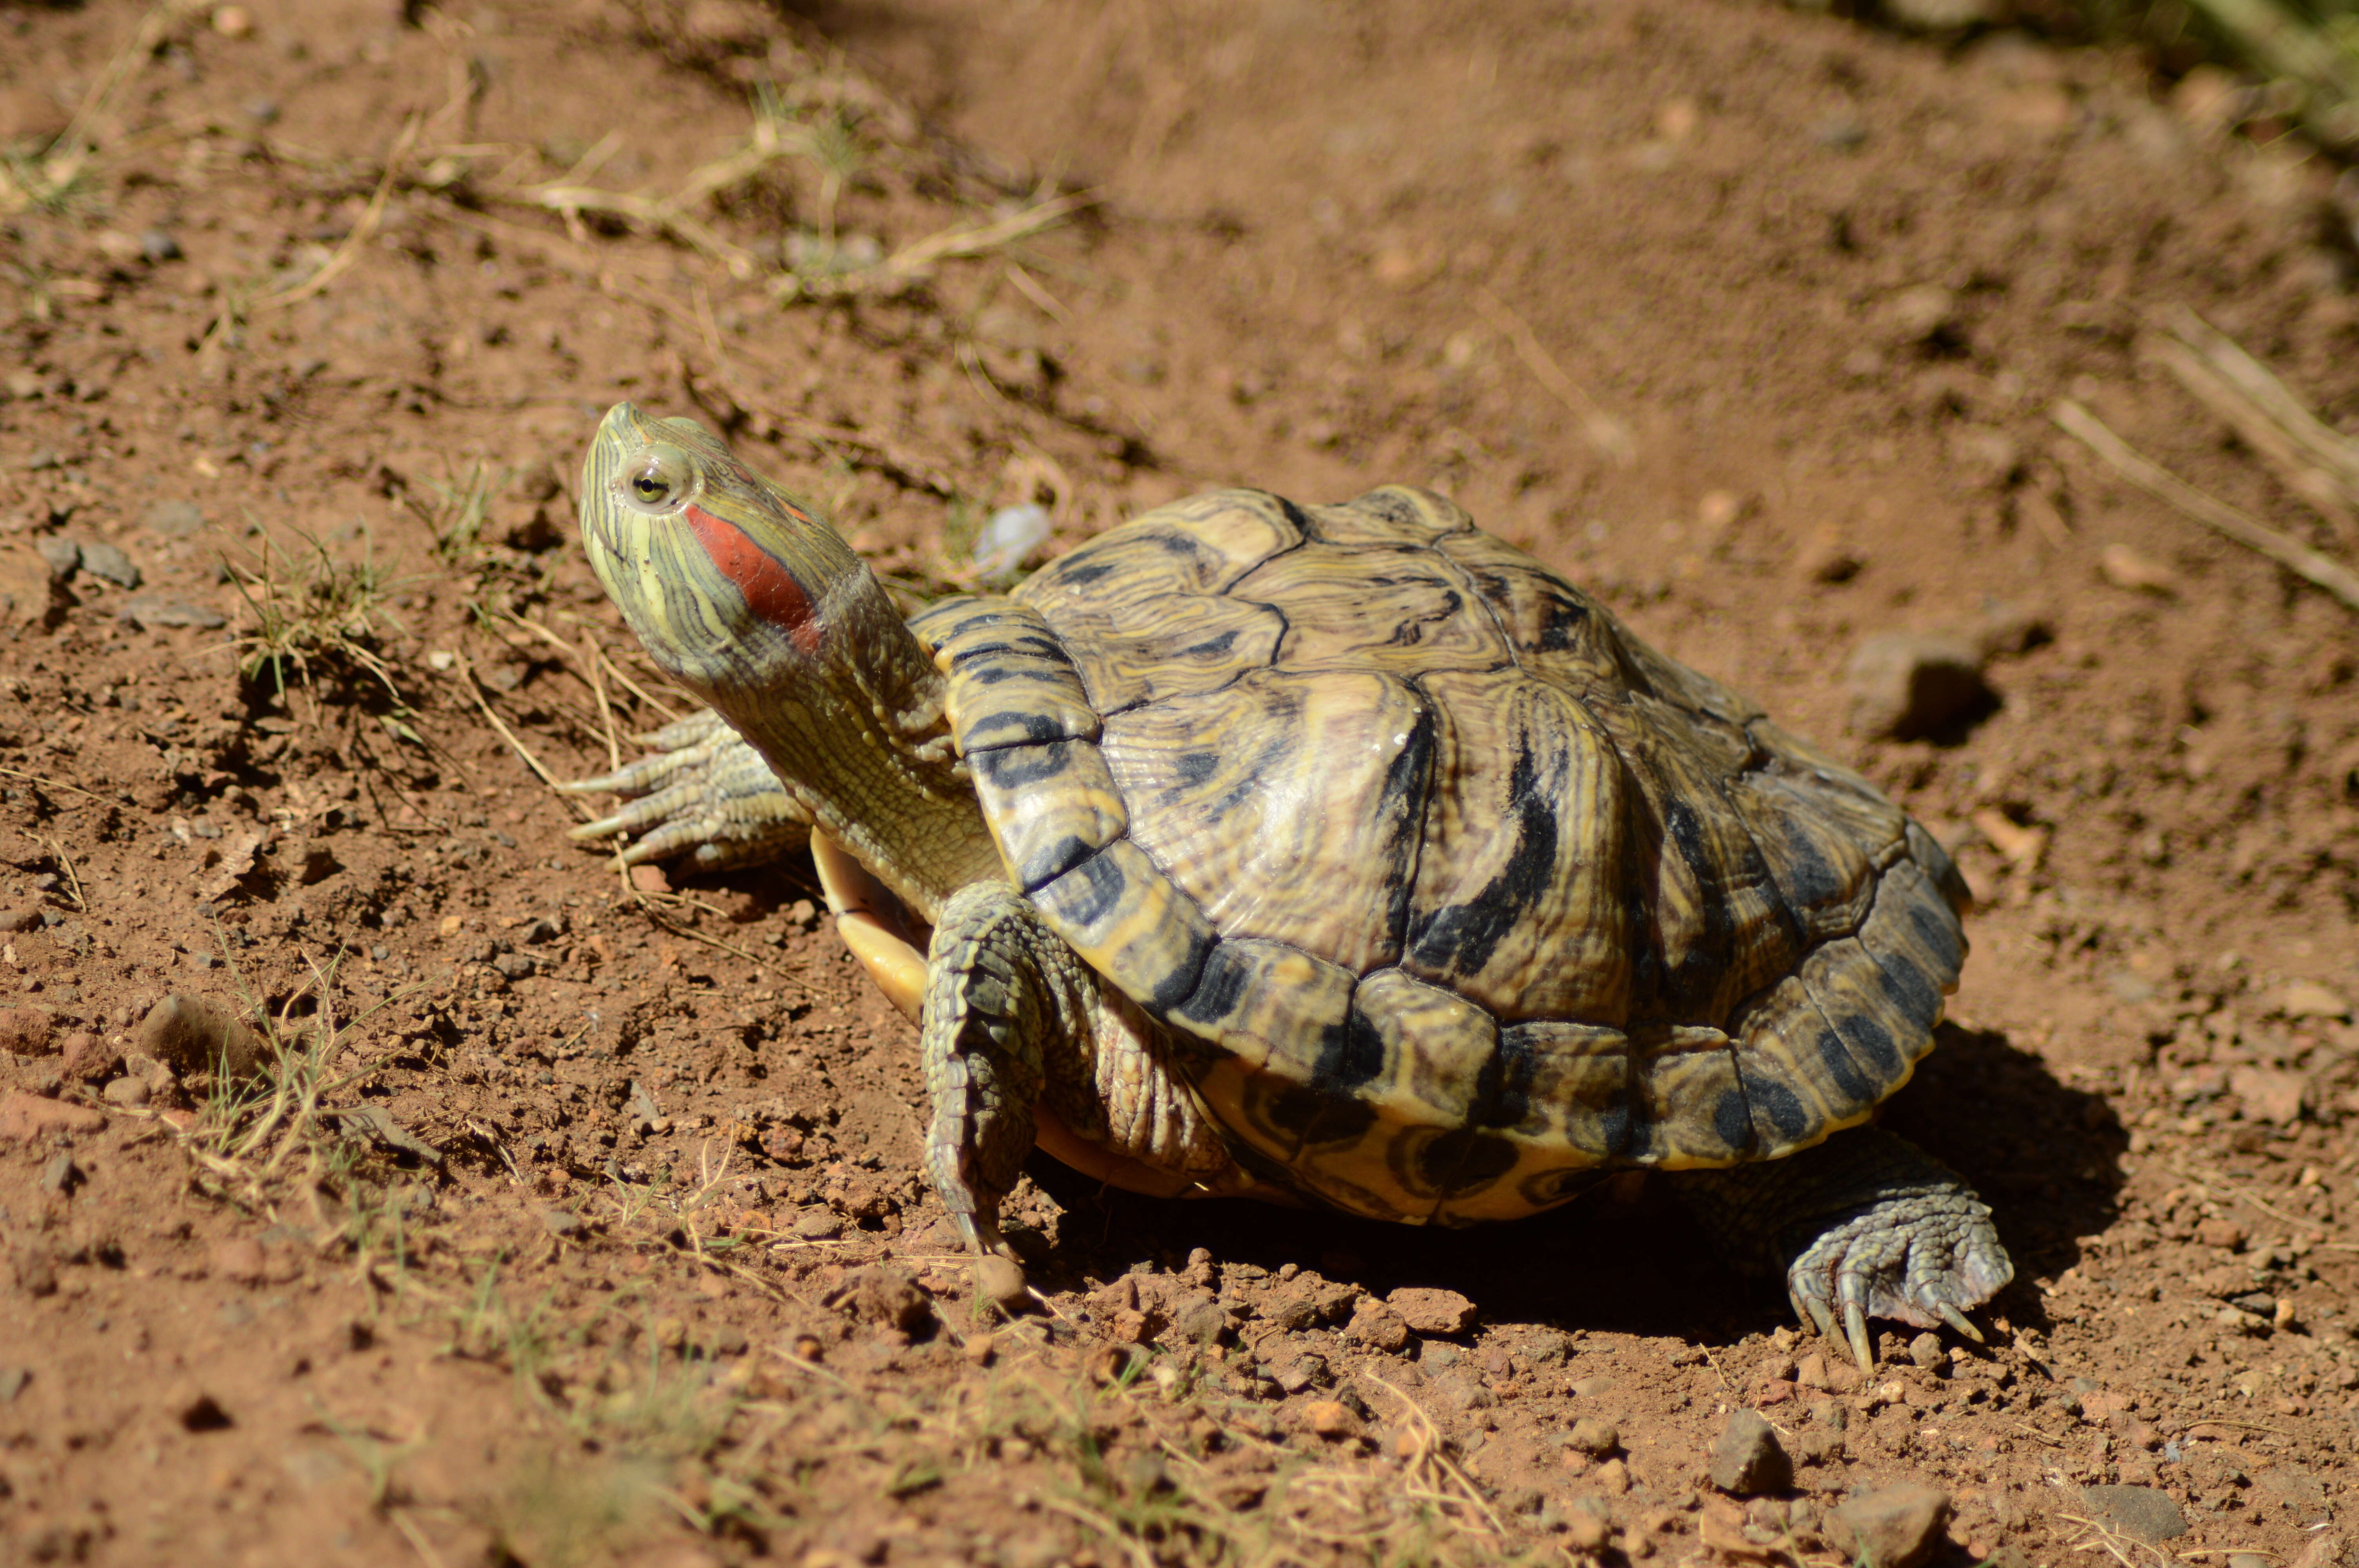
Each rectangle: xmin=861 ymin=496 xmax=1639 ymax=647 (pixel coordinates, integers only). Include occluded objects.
xmin=578 ymin=401 xmax=866 ymax=706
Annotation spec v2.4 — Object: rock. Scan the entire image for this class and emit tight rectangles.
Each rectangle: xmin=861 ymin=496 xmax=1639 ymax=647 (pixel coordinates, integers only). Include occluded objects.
xmin=1906 ymin=1332 xmax=1943 ymax=1368
xmin=1709 ymin=1409 xmax=1792 ymax=1495
xmin=973 ymin=504 xmax=1052 ymax=579
xmin=1345 ymin=1295 xmax=1412 ymax=1352
xmin=975 ymin=1254 xmax=1029 ymax=1310
xmin=1827 ymin=1482 xmax=1950 ymax=1567
xmin=0 ymin=542 xmax=69 ymax=627
xmin=2228 ymin=1065 xmax=2308 ymax=1126
xmin=34 ymin=537 xmax=79 ymax=579
xmin=1796 ymin=526 xmax=1863 ymax=584
xmin=102 ymin=1075 xmax=150 ymax=1107
xmin=133 ymin=994 xmax=269 ymax=1083
xmin=0 ymin=903 xmax=42 ymax=933
xmin=0 ymin=1006 xmax=55 ymax=1055
xmin=1846 ymin=630 xmax=1992 ymax=739
xmin=1881 ymin=0 xmax=1995 ymax=32
xmin=629 ymin=863 xmax=671 ymax=895
xmin=2281 ymin=980 xmax=2352 ymax=1021
xmin=1386 ymin=1286 xmax=1477 ymax=1336
xmin=1561 ymin=1510 xmax=1612 ymax=1552
xmin=2289 ymin=1535 xmax=2344 ymax=1568
xmin=58 ymin=1032 xmax=118 ymax=1083
xmin=821 ymin=1265 xmax=932 ymax=1334
xmin=38 ymin=1153 xmax=82 ymax=1195
xmin=2099 ymin=543 xmax=2180 ymax=595
xmin=2076 ymin=1484 xmax=2186 ymax=1544
xmin=1299 ymin=1400 xmax=1359 ymax=1438
xmin=76 ymin=541 xmax=138 ymax=588
xmin=211 ymin=1237 xmax=269 ymax=1284
xmin=140 ymin=229 xmax=182 ymax=263
xmin=539 ymin=1207 xmax=584 ymax=1238
xmin=1567 ymin=1416 xmax=1620 ymax=1456
xmin=2195 ymin=1217 xmax=2247 ymax=1250
xmin=140 ymin=499 xmax=205 ymax=535
xmin=118 ymin=594 xmax=227 ymax=630
xmin=0 ymin=1093 xmax=105 ymax=1141
xmin=177 ymin=1391 xmax=234 ymax=1432
xmin=791 ymin=1209 xmax=841 ymax=1241
xmin=1884 ymin=283 xmax=1957 ymax=342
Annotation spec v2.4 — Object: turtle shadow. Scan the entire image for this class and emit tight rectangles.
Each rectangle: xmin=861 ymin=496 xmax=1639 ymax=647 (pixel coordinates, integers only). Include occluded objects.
xmin=1027 ymin=1021 xmax=2120 ymax=1349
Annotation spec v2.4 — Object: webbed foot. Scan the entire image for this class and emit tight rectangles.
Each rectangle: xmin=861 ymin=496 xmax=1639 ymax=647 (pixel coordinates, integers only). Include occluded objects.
xmin=558 ymin=708 xmax=811 ymax=871
xmin=1673 ymin=1126 xmax=2013 ymax=1373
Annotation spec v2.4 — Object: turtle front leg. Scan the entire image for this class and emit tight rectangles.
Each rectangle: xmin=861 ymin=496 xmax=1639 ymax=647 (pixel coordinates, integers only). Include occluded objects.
xmin=558 ymin=708 xmax=812 ymax=871
xmin=1670 ymin=1127 xmax=2014 ymax=1374
xmin=920 ymin=882 xmax=1098 ymax=1309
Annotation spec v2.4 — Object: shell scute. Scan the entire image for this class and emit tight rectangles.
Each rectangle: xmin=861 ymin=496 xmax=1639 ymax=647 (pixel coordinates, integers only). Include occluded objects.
xmin=949 ymin=484 xmax=1969 ymax=1220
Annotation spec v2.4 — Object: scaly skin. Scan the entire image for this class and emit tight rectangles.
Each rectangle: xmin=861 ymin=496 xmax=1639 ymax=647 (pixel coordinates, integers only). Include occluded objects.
xmin=575 ymin=403 xmax=1244 ymax=1308
xmin=572 ymin=402 xmax=2012 ymax=1350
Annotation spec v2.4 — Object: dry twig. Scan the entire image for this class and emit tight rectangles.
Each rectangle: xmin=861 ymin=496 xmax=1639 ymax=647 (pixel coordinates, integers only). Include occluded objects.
xmin=2051 ymin=399 xmax=2359 ymax=615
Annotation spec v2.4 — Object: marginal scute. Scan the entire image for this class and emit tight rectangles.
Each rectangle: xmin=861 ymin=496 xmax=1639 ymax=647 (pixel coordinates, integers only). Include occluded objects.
xmin=969 ymin=739 xmax=1127 ymax=891
xmin=1493 ymin=1021 xmax=1636 ymax=1160
xmin=1104 ymin=670 xmax=1429 ymax=975
xmin=1629 ymin=1025 xmax=1751 ymax=1168
xmin=1030 ymin=838 xmax=1219 ymax=1019
xmin=1298 ymin=485 xmax=1472 ymax=546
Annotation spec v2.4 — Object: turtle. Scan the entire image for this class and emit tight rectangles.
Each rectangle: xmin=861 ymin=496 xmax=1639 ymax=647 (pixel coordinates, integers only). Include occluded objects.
xmin=567 ymin=401 xmax=2014 ymax=1370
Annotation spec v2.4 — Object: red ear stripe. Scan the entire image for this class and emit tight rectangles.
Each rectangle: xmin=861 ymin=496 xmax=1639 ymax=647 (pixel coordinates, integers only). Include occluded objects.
xmin=682 ymin=503 xmax=825 ymax=655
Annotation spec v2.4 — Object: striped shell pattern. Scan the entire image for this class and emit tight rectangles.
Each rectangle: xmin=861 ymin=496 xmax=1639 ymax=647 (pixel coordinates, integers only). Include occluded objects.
xmin=910 ymin=487 xmax=1970 ymax=1225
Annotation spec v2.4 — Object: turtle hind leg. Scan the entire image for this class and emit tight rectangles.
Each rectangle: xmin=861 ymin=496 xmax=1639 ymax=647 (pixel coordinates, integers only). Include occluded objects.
xmin=1669 ymin=1127 xmax=2014 ymax=1374
xmin=558 ymin=707 xmax=812 ymax=871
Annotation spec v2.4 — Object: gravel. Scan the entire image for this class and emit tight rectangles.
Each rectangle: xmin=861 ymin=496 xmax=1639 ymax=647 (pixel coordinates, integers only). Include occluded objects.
xmin=1708 ymin=1409 xmax=1791 ymax=1495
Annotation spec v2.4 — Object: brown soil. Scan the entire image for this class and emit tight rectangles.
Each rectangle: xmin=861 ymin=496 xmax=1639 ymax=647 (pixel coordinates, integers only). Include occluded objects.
xmin=2 ymin=0 xmax=2357 ymax=1564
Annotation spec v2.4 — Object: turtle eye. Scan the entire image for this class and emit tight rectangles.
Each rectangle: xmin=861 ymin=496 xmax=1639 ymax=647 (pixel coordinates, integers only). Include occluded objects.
xmin=618 ymin=444 xmax=694 ymax=514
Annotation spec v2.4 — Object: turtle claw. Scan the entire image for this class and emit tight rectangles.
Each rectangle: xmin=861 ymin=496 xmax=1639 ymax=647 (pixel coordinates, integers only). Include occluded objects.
xmin=1842 ymin=1299 xmax=1875 ymax=1376
xmin=558 ymin=708 xmax=811 ymax=872
xmin=1935 ymin=1300 xmax=1985 ymax=1344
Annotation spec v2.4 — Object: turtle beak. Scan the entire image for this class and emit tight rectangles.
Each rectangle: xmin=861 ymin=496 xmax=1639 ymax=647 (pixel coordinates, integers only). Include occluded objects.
xmin=578 ymin=402 xmax=860 ymax=700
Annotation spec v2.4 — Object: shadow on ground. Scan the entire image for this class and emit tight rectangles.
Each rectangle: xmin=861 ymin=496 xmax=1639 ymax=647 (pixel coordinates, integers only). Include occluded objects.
xmin=1025 ymin=1021 xmax=2123 ymax=1350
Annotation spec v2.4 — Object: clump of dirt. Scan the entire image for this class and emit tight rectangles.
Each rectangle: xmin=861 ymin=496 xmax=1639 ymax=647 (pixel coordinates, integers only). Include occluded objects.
xmin=1 ymin=0 xmax=2356 ymax=1564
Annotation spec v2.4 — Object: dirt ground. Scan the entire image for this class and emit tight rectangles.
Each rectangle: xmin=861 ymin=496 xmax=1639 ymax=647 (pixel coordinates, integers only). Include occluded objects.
xmin=1 ymin=0 xmax=2357 ymax=1563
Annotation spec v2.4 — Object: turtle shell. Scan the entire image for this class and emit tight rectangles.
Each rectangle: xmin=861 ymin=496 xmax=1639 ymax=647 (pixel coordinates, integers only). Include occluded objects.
xmin=910 ymin=487 xmax=1969 ymax=1225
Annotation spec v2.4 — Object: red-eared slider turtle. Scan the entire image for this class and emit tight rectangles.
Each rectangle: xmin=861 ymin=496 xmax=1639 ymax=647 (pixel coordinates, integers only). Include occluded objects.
xmin=568 ymin=403 xmax=2012 ymax=1368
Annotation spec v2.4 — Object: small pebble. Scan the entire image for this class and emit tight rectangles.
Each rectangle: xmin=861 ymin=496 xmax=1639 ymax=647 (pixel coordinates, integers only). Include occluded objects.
xmin=118 ymin=594 xmax=227 ymax=630
xmin=34 ymin=538 xmax=79 ymax=580
xmin=1386 ymin=1285 xmax=1477 ymax=1336
xmin=629 ymin=863 xmax=671 ymax=895
xmin=975 ymin=1254 xmax=1029 ymax=1310
xmin=972 ymin=503 xmax=1051 ymax=579
xmin=139 ymin=230 xmax=182 ymax=263
xmin=1708 ymin=1409 xmax=1791 ymax=1495
xmin=1846 ymin=630 xmax=1992 ymax=739
xmin=1906 ymin=1332 xmax=1943 ymax=1368
xmin=2076 ymin=1484 xmax=2186 ymax=1544
xmin=76 ymin=541 xmax=140 ymax=588
xmin=102 ymin=1075 xmax=151 ymax=1107
xmin=134 ymin=994 xmax=268 ymax=1083
xmin=1567 ymin=1416 xmax=1620 ymax=1456
xmin=0 ymin=1005 xmax=55 ymax=1055
xmin=140 ymin=499 xmax=205 ymax=535
xmin=1299 ymin=1400 xmax=1359 ymax=1438
xmin=38 ymin=1153 xmax=82 ymax=1195
xmin=2099 ymin=542 xmax=2179 ymax=595
xmin=1828 ymin=1481 xmax=1950 ymax=1568
xmin=1562 ymin=1511 xmax=1612 ymax=1552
